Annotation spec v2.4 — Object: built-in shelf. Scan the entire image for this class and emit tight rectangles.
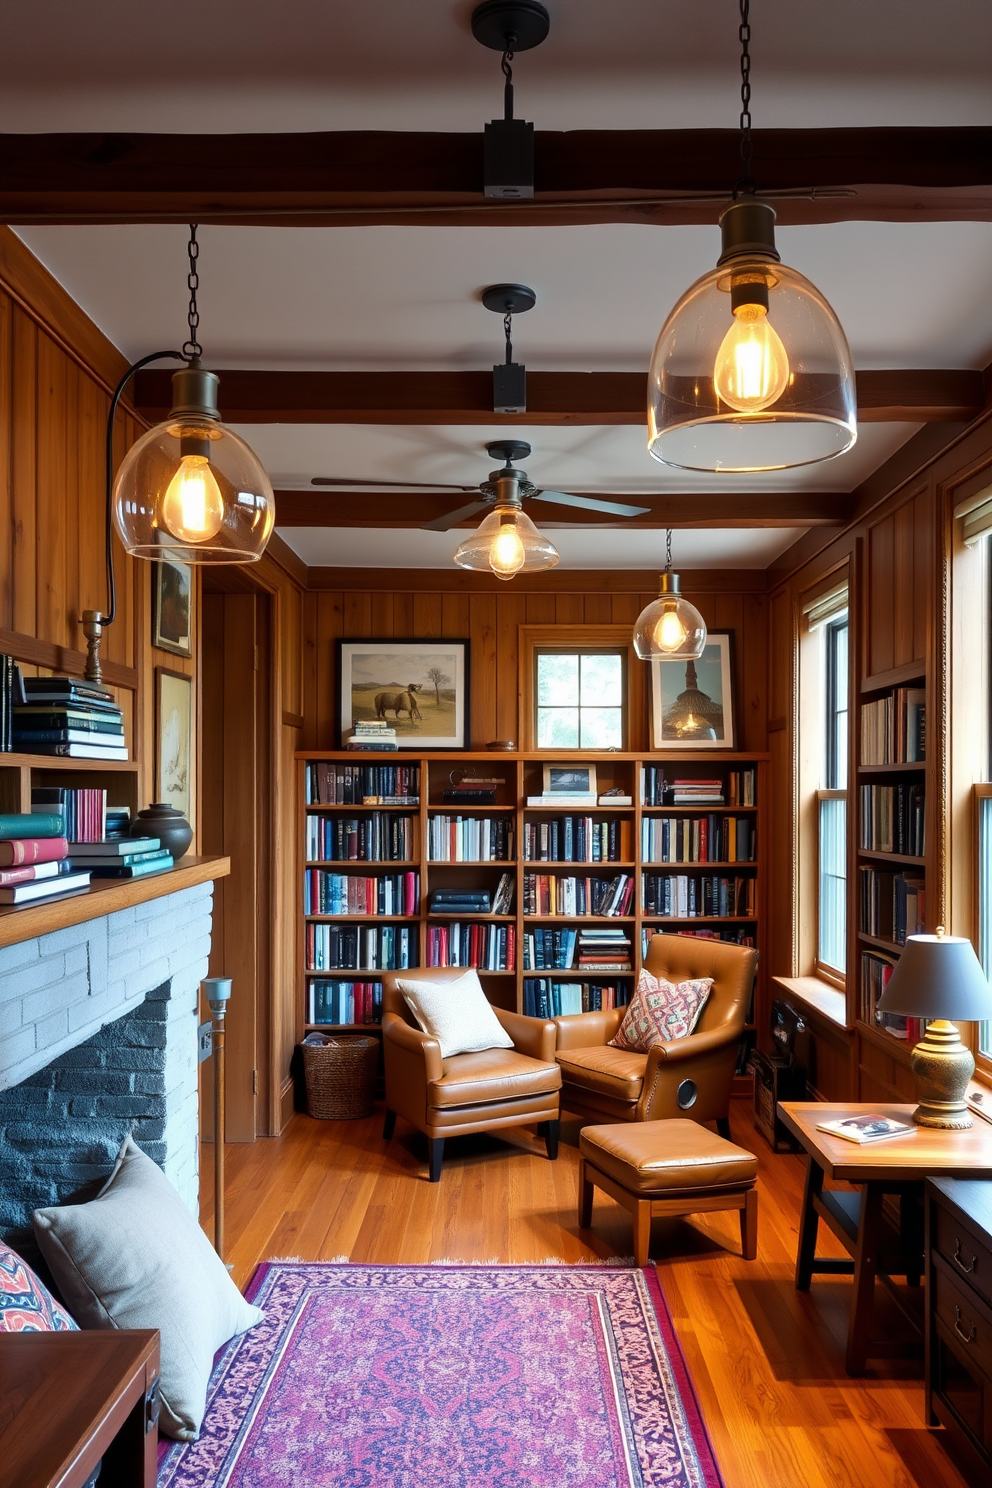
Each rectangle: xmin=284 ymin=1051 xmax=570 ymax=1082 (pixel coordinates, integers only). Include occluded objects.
xmin=772 ymin=975 xmax=850 ymax=1030
xmin=858 ymin=931 xmax=908 ymax=956
xmin=857 ymin=761 xmax=926 ymax=774
xmin=858 ymin=849 xmax=926 ymax=866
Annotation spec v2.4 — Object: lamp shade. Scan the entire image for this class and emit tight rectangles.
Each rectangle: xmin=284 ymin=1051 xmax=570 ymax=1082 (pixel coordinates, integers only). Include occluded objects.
xmin=453 ymin=504 xmax=559 ymax=579
xmin=876 ymin=933 xmax=992 ymax=1021
xmin=633 ymin=572 xmax=707 ymax=661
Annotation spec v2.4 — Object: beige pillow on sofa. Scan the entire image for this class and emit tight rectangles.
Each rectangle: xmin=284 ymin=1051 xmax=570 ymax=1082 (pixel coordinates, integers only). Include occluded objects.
xmin=396 ymin=969 xmax=514 ymax=1058
xmin=33 ymin=1136 xmax=262 ymax=1441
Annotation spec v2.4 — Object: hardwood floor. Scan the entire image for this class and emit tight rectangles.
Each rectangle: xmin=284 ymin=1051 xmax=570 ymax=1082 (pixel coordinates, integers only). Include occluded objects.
xmin=201 ymin=1098 xmax=971 ymax=1488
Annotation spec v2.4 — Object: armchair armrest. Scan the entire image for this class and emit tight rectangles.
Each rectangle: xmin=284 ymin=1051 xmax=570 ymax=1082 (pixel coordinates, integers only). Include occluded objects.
xmin=494 ymin=1007 xmax=557 ymax=1063
xmin=637 ymin=1024 xmax=742 ymax=1121
xmin=553 ymin=1008 xmax=624 ymax=1052
xmin=647 ymin=1025 xmax=740 ymax=1066
xmin=382 ymin=1011 xmax=443 ymax=1083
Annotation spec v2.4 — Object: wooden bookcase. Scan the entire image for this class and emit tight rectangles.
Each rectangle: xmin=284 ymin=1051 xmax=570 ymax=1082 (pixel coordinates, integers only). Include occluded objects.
xmin=296 ymin=750 xmax=768 ymax=1075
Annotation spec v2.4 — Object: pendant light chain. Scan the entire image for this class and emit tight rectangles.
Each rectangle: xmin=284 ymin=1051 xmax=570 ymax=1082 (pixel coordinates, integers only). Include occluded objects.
xmin=503 ymin=311 xmax=514 ymax=365
xmin=665 ymin=528 xmax=673 ymax=573
xmin=736 ymin=0 xmax=756 ymax=197
xmin=183 ymin=223 xmax=203 ymax=361
xmin=501 ymin=46 xmax=515 ymax=120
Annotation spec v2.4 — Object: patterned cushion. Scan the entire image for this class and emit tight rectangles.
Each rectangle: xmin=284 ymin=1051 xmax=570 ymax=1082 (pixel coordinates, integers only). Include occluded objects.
xmin=609 ymin=970 xmax=712 ymax=1053
xmin=0 ymin=1240 xmax=77 ymax=1332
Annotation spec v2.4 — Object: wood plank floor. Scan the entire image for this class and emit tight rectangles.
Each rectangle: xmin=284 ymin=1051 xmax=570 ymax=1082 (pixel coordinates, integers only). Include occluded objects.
xmin=201 ymin=1098 xmax=971 ymax=1488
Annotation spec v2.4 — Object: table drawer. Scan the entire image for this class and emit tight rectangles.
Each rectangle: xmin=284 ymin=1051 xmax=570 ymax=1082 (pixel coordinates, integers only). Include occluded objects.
xmin=934 ymin=1204 xmax=992 ymax=1308
xmin=933 ymin=1259 xmax=992 ymax=1384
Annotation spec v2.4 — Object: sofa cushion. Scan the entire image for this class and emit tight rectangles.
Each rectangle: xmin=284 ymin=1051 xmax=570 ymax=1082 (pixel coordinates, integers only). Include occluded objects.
xmin=609 ymin=970 xmax=712 ymax=1053
xmin=580 ymin=1119 xmax=758 ymax=1195
xmin=33 ymin=1137 xmax=262 ymax=1442
xmin=429 ymin=1047 xmax=561 ymax=1108
xmin=0 ymin=1240 xmax=77 ymax=1333
xmin=556 ymin=1045 xmax=647 ymax=1104
xmin=396 ymin=969 xmax=514 ymax=1058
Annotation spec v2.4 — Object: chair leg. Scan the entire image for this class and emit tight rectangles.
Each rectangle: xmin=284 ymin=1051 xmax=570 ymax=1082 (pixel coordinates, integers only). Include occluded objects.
xmin=578 ymin=1160 xmax=594 ymax=1229
xmin=716 ymin=1116 xmax=732 ymax=1141
xmin=428 ymin=1137 xmax=445 ymax=1183
xmin=543 ymin=1119 xmax=560 ymax=1161
xmin=741 ymin=1187 xmax=758 ymax=1260
xmin=382 ymin=1108 xmax=396 ymax=1141
xmin=633 ymin=1200 xmax=651 ymax=1268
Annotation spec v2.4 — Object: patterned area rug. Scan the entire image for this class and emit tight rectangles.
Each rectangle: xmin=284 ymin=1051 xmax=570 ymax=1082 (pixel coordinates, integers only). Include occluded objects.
xmin=158 ymin=1263 xmax=722 ymax=1488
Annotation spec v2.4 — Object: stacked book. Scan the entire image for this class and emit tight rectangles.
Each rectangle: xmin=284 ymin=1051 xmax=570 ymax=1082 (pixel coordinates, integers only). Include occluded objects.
xmin=526 ymin=792 xmax=597 ymax=808
xmin=0 ymin=812 xmax=90 ymax=905
xmin=669 ymin=779 xmax=725 ymax=806
xmin=576 ymin=927 xmax=632 ymax=971
xmin=0 ymin=655 xmax=26 ymax=751
xmin=14 ymin=678 xmax=126 ymax=760
xmin=441 ymin=774 xmax=504 ymax=805
xmin=430 ymin=887 xmax=492 ymax=915
xmin=67 ymin=834 xmax=173 ymax=879
xmin=346 ymin=720 xmax=398 ymax=751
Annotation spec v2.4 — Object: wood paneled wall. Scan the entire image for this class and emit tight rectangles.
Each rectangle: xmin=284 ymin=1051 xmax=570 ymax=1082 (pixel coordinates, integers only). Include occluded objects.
xmin=302 ymin=584 xmax=770 ymax=753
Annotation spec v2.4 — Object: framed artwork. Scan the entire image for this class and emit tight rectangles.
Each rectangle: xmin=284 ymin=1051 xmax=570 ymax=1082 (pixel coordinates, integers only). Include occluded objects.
xmin=152 ymin=556 xmax=193 ymax=658
xmin=542 ymin=763 xmax=598 ymax=795
xmin=649 ymin=631 xmax=737 ymax=750
xmin=336 ymin=639 xmax=470 ymax=750
xmin=156 ymin=668 xmax=193 ymax=819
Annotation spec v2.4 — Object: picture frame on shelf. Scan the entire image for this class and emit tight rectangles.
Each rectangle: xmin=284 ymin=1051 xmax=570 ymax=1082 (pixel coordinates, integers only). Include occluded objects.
xmin=649 ymin=630 xmax=737 ymax=750
xmin=151 ymin=556 xmax=193 ymax=658
xmin=542 ymin=763 xmax=598 ymax=795
xmin=337 ymin=638 xmax=470 ymax=750
xmin=156 ymin=668 xmax=193 ymax=820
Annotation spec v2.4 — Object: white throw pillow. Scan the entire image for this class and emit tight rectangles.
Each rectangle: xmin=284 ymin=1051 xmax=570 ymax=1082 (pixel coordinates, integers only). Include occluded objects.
xmin=33 ymin=1136 xmax=262 ymax=1441
xmin=396 ymin=969 xmax=514 ymax=1058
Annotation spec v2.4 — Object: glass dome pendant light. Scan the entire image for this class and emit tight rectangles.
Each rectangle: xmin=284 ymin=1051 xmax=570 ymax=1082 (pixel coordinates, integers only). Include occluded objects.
xmin=633 ymin=529 xmax=707 ymax=661
xmin=647 ymin=0 xmax=856 ymax=474
xmin=452 ymin=457 xmax=559 ymax=580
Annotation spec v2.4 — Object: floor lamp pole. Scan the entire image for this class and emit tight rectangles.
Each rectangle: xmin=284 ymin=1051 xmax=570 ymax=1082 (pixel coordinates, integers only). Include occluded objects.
xmin=202 ymin=977 xmax=233 ymax=1265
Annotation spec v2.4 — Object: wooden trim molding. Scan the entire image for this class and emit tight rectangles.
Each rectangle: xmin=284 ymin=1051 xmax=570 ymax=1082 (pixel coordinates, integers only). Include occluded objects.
xmin=0 ymin=626 xmax=139 ymax=690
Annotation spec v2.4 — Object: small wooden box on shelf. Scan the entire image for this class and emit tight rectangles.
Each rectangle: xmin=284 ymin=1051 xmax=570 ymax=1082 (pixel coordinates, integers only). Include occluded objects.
xmin=296 ymin=751 xmax=768 ymax=1073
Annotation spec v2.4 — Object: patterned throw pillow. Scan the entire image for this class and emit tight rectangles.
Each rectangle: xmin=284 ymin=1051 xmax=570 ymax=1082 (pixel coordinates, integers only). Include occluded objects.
xmin=0 ymin=1239 xmax=77 ymax=1332
xmin=609 ymin=970 xmax=713 ymax=1053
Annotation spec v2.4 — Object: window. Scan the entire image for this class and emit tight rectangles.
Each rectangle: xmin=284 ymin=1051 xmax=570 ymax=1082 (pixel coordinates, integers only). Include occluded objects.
xmin=977 ymin=789 xmax=992 ymax=1064
xmin=818 ymin=614 xmax=848 ymax=979
xmin=534 ymin=648 xmax=625 ymax=749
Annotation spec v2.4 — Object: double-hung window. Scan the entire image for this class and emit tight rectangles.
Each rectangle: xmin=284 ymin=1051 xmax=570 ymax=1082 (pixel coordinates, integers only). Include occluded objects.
xmin=801 ymin=581 xmax=849 ymax=985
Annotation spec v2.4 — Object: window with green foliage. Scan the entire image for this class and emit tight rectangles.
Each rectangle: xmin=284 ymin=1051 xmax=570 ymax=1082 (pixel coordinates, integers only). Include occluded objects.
xmin=534 ymin=649 xmax=626 ymax=749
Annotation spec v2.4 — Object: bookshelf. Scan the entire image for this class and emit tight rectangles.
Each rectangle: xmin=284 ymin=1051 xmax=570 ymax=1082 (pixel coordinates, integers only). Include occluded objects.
xmin=297 ymin=751 xmax=768 ymax=1069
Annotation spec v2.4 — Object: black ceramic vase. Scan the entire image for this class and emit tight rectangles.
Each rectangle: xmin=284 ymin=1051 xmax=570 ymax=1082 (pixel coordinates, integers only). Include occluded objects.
xmin=131 ymin=802 xmax=193 ymax=862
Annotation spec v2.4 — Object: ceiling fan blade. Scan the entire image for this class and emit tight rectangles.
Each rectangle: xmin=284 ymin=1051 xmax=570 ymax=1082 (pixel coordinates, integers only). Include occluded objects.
xmin=531 ymin=489 xmax=653 ymax=518
xmin=421 ymin=499 xmax=491 ymax=532
xmin=311 ymin=477 xmax=481 ymax=491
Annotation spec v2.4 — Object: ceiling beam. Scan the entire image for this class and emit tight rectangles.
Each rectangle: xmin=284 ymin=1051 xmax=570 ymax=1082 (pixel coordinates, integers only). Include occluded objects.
xmin=133 ymin=368 xmax=985 ymax=426
xmin=3 ymin=128 xmax=992 ymax=226
xmin=273 ymin=490 xmax=855 ymax=530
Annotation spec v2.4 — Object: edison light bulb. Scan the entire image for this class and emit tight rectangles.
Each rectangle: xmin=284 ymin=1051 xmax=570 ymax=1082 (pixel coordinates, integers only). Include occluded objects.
xmin=490 ymin=516 xmax=526 ymax=579
xmin=655 ymin=606 xmax=688 ymax=653
xmin=161 ymin=454 xmax=225 ymax=543
xmin=713 ymin=303 xmax=790 ymax=414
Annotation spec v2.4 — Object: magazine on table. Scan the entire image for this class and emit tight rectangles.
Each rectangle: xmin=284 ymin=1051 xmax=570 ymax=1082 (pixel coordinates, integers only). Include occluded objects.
xmin=816 ymin=1113 xmax=916 ymax=1144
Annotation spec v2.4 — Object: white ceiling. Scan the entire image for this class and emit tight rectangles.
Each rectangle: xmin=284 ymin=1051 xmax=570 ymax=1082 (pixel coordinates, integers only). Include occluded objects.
xmin=6 ymin=0 xmax=992 ymax=570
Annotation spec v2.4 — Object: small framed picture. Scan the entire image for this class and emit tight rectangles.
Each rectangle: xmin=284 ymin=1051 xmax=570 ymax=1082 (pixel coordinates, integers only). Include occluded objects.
xmin=152 ymin=556 xmax=193 ymax=658
xmin=543 ymin=763 xmax=598 ymax=795
xmin=156 ymin=668 xmax=193 ymax=820
xmin=650 ymin=632 xmax=737 ymax=750
xmin=337 ymin=639 xmax=470 ymax=750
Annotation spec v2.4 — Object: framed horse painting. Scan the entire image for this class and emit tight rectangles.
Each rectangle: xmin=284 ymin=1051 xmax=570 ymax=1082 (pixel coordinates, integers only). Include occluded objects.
xmin=336 ymin=638 xmax=470 ymax=750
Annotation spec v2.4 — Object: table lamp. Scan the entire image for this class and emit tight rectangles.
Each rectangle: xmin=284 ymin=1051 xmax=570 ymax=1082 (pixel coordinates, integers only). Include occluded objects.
xmin=876 ymin=927 xmax=992 ymax=1129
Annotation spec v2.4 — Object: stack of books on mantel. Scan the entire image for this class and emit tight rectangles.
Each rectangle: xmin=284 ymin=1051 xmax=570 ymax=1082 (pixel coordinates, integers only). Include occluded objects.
xmin=0 ymin=812 xmax=90 ymax=905
xmin=346 ymin=721 xmax=398 ymax=751
xmin=13 ymin=678 xmax=127 ymax=760
xmin=669 ymin=779 xmax=725 ymax=806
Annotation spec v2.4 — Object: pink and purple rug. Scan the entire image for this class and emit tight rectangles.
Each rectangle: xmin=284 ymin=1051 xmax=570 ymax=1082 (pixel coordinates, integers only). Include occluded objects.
xmin=158 ymin=1262 xmax=723 ymax=1488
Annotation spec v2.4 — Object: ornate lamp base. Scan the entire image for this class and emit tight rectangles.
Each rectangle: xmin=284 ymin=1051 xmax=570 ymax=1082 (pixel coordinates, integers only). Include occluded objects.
xmin=910 ymin=1019 xmax=975 ymax=1129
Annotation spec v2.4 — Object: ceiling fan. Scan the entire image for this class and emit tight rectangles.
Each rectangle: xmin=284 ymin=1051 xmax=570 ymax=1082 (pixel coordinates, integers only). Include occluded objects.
xmin=310 ymin=441 xmax=653 ymax=531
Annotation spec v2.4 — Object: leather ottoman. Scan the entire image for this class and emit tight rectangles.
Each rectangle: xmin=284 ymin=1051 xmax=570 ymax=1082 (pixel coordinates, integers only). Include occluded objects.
xmin=578 ymin=1119 xmax=759 ymax=1266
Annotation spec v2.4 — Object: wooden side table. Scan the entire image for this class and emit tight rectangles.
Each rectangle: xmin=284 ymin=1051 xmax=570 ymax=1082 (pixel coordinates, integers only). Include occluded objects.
xmin=0 ymin=1330 xmax=160 ymax=1488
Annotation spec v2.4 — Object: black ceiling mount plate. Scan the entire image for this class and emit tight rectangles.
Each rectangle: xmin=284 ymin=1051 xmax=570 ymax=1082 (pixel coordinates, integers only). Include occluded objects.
xmin=487 ymin=440 xmax=532 ymax=464
xmin=471 ymin=1 xmax=550 ymax=52
xmin=482 ymin=283 xmax=537 ymax=315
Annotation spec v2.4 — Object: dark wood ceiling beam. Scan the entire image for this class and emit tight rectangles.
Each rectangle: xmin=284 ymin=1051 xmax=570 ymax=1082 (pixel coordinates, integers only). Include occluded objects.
xmin=133 ymin=368 xmax=985 ymax=426
xmin=273 ymin=489 xmax=855 ymax=530
xmin=3 ymin=128 xmax=992 ymax=226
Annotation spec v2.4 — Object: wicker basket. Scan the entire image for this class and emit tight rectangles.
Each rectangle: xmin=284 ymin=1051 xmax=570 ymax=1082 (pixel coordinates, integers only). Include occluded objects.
xmin=302 ymin=1035 xmax=379 ymax=1120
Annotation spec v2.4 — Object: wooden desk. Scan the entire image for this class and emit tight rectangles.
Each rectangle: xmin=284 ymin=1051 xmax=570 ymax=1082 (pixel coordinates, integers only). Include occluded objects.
xmin=778 ymin=1102 xmax=992 ymax=1375
xmin=0 ymin=1330 xmax=160 ymax=1488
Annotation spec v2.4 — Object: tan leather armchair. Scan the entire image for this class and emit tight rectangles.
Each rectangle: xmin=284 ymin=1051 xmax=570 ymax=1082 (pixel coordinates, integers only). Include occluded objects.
xmin=554 ymin=934 xmax=757 ymax=1135
xmin=382 ymin=968 xmax=562 ymax=1181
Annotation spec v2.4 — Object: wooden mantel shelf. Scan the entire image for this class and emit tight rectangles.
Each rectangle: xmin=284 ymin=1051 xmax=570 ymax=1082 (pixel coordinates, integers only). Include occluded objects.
xmin=0 ymin=855 xmax=231 ymax=951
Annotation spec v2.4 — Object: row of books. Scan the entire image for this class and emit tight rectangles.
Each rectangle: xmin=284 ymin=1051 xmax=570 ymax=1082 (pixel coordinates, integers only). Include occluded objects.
xmin=427 ymin=815 xmax=514 ymax=862
xmin=858 ymin=867 xmax=925 ymax=945
xmin=522 ymin=873 xmax=634 ymax=918
xmin=861 ymin=951 xmax=926 ymax=1042
xmin=522 ymin=980 xmax=630 ymax=1018
xmin=0 ymin=656 xmax=25 ymax=752
xmin=522 ymin=926 xmax=580 ymax=970
xmin=428 ymin=874 xmax=514 ymax=916
xmin=305 ymin=813 xmax=415 ymax=863
xmin=30 ymin=788 xmax=129 ymax=845
xmin=305 ymin=923 xmax=416 ymax=972
xmin=861 ymin=688 xmax=926 ymax=765
xmin=426 ymin=922 xmax=515 ymax=971
xmin=307 ymin=980 xmax=382 ymax=1025
xmin=860 ymin=782 xmax=926 ymax=856
xmin=346 ymin=721 xmax=397 ymax=752
xmin=641 ymin=874 xmax=756 ymax=919
xmin=640 ymin=815 xmax=754 ymax=864
xmin=14 ymin=677 xmax=127 ymax=760
xmin=522 ymin=817 xmax=628 ymax=864
xmin=303 ymin=871 xmax=420 ymax=917
xmin=305 ymin=761 xmax=420 ymax=806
